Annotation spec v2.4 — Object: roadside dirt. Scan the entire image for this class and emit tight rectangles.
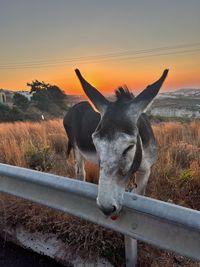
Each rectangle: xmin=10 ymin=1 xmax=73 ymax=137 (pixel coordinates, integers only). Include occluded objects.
xmin=0 ymin=237 xmax=66 ymax=267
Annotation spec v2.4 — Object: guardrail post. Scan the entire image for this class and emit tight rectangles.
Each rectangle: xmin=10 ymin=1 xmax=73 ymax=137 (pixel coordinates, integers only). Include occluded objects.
xmin=124 ymin=236 xmax=137 ymax=267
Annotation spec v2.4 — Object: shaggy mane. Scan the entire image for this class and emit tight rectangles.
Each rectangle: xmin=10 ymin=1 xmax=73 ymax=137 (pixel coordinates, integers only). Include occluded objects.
xmin=115 ymin=86 xmax=134 ymax=102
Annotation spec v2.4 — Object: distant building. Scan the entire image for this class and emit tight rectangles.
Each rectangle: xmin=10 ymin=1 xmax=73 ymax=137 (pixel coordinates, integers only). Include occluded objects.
xmin=0 ymin=89 xmax=14 ymax=106
xmin=0 ymin=89 xmax=34 ymax=106
xmin=0 ymin=91 xmax=6 ymax=104
xmin=15 ymin=91 xmax=34 ymax=101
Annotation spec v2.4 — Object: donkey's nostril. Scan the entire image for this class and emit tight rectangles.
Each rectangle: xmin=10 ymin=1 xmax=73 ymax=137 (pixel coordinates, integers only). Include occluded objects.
xmin=96 ymin=198 xmax=118 ymax=216
xmin=99 ymin=205 xmax=116 ymax=216
xmin=112 ymin=205 xmax=116 ymax=212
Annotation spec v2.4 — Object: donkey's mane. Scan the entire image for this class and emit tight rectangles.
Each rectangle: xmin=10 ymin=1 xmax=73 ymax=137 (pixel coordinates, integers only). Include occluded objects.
xmin=115 ymin=86 xmax=135 ymax=102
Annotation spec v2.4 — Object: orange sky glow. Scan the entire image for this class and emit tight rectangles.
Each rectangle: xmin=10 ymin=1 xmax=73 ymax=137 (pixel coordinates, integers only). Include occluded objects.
xmin=0 ymin=55 xmax=200 ymax=94
xmin=0 ymin=1 xmax=199 ymax=96
xmin=1 ymin=52 xmax=199 ymax=96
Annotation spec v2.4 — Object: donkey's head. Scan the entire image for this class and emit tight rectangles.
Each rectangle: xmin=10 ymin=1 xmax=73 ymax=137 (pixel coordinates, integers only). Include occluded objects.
xmin=75 ymin=69 xmax=168 ymax=216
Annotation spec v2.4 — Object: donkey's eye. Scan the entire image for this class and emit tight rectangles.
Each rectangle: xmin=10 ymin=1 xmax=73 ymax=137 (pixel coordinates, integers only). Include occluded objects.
xmin=122 ymin=145 xmax=134 ymax=156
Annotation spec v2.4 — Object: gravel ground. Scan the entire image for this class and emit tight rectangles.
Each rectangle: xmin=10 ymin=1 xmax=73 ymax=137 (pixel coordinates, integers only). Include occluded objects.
xmin=0 ymin=237 xmax=66 ymax=267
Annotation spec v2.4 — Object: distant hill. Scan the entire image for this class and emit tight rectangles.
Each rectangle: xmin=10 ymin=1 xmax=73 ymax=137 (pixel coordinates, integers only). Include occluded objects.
xmin=1 ymin=86 xmax=199 ymax=121
xmin=59 ymin=89 xmax=200 ymax=119
xmin=173 ymin=88 xmax=200 ymax=96
xmin=158 ymin=88 xmax=200 ymax=99
xmin=150 ymin=88 xmax=200 ymax=119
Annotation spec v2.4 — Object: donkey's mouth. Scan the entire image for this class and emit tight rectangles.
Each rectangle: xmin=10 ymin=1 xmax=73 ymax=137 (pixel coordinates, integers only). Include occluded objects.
xmin=110 ymin=214 xmax=119 ymax=220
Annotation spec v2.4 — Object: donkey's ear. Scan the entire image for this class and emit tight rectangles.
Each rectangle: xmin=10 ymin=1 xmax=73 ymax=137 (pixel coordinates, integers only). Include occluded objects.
xmin=132 ymin=69 xmax=169 ymax=113
xmin=75 ymin=69 xmax=109 ymax=114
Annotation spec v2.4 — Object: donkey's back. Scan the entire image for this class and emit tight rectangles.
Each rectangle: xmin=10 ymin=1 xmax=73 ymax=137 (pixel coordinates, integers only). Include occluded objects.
xmin=63 ymin=101 xmax=100 ymax=160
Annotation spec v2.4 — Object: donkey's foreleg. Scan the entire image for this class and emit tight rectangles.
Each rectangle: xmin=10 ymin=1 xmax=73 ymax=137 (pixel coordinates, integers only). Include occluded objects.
xmin=74 ymin=148 xmax=86 ymax=181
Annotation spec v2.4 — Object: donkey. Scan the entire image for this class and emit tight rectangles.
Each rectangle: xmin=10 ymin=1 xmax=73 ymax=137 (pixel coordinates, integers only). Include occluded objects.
xmin=64 ymin=69 xmax=168 ymax=217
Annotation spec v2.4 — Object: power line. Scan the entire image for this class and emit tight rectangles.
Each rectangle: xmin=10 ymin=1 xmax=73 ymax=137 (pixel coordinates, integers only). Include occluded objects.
xmin=86 ymin=47 xmax=200 ymax=65
xmin=2 ymin=48 xmax=200 ymax=69
xmin=2 ymin=41 xmax=200 ymax=66
xmin=1 ymin=47 xmax=200 ymax=69
xmin=0 ymin=42 xmax=200 ymax=70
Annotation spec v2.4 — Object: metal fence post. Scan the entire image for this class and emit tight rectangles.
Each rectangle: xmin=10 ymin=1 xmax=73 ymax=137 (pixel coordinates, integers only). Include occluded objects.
xmin=124 ymin=236 xmax=137 ymax=267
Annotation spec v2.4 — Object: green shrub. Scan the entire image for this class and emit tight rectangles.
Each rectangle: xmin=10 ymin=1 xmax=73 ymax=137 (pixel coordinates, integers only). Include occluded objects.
xmin=25 ymin=144 xmax=54 ymax=171
xmin=13 ymin=93 xmax=30 ymax=111
xmin=0 ymin=104 xmax=25 ymax=122
xmin=178 ymin=169 xmax=193 ymax=183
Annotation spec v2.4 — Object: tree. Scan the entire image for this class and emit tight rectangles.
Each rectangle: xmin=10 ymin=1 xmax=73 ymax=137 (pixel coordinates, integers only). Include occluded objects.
xmin=27 ymin=80 xmax=49 ymax=93
xmin=9 ymin=106 xmax=25 ymax=121
xmin=31 ymin=89 xmax=52 ymax=111
xmin=0 ymin=104 xmax=24 ymax=122
xmin=13 ymin=93 xmax=30 ymax=111
xmin=27 ymin=80 xmax=66 ymax=112
xmin=0 ymin=104 xmax=10 ymax=121
xmin=47 ymin=85 xmax=66 ymax=106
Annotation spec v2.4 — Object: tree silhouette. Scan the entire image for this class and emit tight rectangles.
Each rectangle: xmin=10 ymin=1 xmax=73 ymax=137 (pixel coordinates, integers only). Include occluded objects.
xmin=27 ymin=80 xmax=66 ymax=111
xmin=13 ymin=93 xmax=30 ymax=111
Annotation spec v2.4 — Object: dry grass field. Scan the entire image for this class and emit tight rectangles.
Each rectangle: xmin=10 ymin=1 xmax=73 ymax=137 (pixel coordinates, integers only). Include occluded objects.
xmin=0 ymin=119 xmax=200 ymax=266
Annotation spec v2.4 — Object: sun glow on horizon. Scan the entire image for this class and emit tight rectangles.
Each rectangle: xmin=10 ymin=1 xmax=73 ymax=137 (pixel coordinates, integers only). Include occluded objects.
xmin=0 ymin=52 xmax=200 ymax=95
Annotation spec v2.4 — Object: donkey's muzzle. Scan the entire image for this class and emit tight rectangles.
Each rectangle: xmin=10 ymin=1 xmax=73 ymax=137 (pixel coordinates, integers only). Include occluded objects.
xmin=97 ymin=203 xmax=116 ymax=216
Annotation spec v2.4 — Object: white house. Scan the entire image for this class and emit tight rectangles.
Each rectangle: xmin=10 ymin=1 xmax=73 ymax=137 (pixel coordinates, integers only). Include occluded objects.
xmin=16 ymin=91 xmax=34 ymax=101
xmin=0 ymin=91 xmax=6 ymax=103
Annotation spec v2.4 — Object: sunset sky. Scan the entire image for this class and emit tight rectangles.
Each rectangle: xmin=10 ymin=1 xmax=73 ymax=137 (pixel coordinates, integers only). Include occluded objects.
xmin=0 ymin=0 xmax=200 ymax=95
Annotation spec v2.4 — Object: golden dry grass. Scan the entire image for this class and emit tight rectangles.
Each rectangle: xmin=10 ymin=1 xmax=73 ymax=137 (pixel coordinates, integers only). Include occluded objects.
xmin=0 ymin=120 xmax=66 ymax=163
xmin=0 ymin=119 xmax=200 ymax=267
xmin=149 ymin=121 xmax=200 ymax=210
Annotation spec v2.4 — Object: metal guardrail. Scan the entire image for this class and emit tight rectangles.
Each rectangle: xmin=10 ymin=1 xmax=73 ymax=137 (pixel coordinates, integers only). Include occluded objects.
xmin=0 ymin=163 xmax=200 ymax=263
